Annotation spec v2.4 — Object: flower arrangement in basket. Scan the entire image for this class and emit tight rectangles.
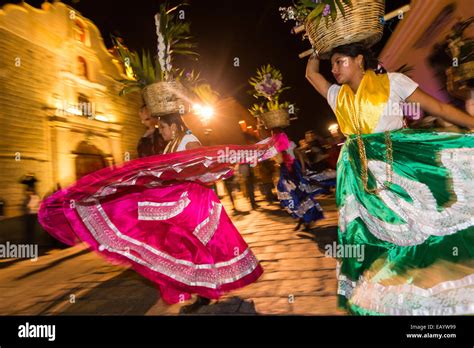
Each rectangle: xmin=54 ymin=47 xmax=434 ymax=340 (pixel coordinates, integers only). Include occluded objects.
xmin=280 ymin=0 xmax=386 ymax=59
xmin=248 ymin=65 xmax=296 ymax=129
xmin=280 ymin=0 xmax=352 ymax=28
xmin=113 ymin=3 xmax=198 ymax=115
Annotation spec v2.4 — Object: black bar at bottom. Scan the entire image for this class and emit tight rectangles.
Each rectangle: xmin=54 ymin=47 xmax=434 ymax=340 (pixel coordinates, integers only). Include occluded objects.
xmin=0 ymin=315 xmax=473 ymax=346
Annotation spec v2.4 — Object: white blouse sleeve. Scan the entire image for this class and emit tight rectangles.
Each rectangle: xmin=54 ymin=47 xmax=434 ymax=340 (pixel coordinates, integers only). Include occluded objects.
xmin=388 ymin=72 xmax=419 ymax=101
xmin=185 ymin=134 xmax=200 ymax=143
xmin=177 ymin=134 xmax=201 ymax=152
xmin=326 ymin=84 xmax=341 ymax=112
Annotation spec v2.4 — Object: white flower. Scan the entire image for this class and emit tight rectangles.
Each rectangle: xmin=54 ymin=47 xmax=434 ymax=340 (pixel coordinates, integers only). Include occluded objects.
xmin=165 ymin=45 xmax=172 ymax=72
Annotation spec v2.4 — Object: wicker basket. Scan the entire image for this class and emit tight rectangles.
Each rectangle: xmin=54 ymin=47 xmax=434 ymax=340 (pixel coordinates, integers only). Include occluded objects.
xmin=305 ymin=0 xmax=385 ymax=59
xmin=258 ymin=109 xmax=290 ymax=129
xmin=142 ymin=81 xmax=187 ymax=116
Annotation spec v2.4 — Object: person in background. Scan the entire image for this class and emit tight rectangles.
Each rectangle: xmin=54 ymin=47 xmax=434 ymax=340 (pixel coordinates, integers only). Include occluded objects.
xmin=239 ymin=130 xmax=260 ymax=210
xmin=20 ymin=173 xmax=38 ymax=192
xmin=273 ymin=128 xmax=325 ymax=231
xmin=325 ymin=125 xmax=345 ymax=170
xmin=238 ymin=163 xmax=259 ymax=210
xmin=256 ymin=158 xmax=277 ymax=204
xmin=304 ymin=131 xmax=329 ymax=172
xmin=296 ymin=139 xmax=311 ymax=172
xmin=22 ymin=188 xmax=40 ymax=244
xmin=137 ymin=105 xmax=167 ymax=158
xmin=223 ymin=174 xmax=239 ymax=213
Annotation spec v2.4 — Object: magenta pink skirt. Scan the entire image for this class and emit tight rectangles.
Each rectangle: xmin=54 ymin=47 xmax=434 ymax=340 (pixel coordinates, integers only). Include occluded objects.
xmin=39 ymin=136 xmax=288 ymax=303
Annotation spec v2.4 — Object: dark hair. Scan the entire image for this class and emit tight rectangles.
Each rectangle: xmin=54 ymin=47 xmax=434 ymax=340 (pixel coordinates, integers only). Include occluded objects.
xmin=271 ymin=127 xmax=284 ymax=135
xmin=331 ymin=43 xmax=386 ymax=73
xmin=159 ymin=112 xmax=189 ymax=133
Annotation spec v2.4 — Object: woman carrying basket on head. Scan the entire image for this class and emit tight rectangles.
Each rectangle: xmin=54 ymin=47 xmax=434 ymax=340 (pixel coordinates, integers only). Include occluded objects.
xmin=306 ymin=42 xmax=474 ymax=315
xmin=38 ymin=111 xmax=290 ymax=313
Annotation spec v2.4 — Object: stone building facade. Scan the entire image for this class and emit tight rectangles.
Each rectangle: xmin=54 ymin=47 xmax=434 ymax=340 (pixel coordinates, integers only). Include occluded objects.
xmin=0 ymin=1 xmax=144 ymax=218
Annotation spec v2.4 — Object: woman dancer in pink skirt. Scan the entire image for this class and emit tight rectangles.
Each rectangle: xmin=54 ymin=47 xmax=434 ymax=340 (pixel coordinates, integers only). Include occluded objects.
xmin=39 ymin=112 xmax=289 ymax=312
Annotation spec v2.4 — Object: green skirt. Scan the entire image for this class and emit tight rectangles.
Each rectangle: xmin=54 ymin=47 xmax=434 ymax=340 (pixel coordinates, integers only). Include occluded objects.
xmin=336 ymin=129 xmax=474 ymax=315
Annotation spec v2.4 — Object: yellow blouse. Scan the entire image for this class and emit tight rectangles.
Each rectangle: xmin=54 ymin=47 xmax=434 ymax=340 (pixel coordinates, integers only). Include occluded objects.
xmin=335 ymin=70 xmax=390 ymax=136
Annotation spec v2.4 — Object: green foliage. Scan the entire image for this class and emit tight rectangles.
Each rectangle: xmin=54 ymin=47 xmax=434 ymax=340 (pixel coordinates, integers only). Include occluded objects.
xmin=281 ymin=0 xmax=352 ymax=29
xmin=113 ymin=38 xmax=156 ymax=95
xmin=113 ymin=2 xmax=198 ymax=96
xmin=157 ymin=3 xmax=199 ymax=65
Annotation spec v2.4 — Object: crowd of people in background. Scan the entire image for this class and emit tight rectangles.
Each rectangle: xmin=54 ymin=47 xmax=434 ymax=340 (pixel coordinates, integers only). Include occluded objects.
xmin=220 ymin=127 xmax=343 ymax=221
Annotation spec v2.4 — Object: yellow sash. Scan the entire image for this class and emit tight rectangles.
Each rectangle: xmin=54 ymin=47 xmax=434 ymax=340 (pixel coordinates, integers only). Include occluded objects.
xmin=335 ymin=70 xmax=390 ymax=136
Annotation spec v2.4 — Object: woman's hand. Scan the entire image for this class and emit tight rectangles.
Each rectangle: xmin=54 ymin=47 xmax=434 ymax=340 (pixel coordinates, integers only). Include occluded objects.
xmin=407 ymin=88 xmax=474 ymax=130
xmin=305 ymin=53 xmax=331 ymax=99
xmin=306 ymin=52 xmax=320 ymax=74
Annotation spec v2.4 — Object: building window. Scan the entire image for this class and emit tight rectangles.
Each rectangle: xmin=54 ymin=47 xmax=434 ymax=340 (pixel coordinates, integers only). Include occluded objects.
xmin=77 ymin=93 xmax=93 ymax=117
xmin=74 ymin=19 xmax=87 ymax=43
xmin=77 ymin=57 xmax=88 ymax=79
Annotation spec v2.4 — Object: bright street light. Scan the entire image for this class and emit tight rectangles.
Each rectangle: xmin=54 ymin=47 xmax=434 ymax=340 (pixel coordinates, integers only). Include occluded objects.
xmin=193 ymin=103 xmax=215 ymax=122
xmin=328 ymin=123 xmax=339 ymax=135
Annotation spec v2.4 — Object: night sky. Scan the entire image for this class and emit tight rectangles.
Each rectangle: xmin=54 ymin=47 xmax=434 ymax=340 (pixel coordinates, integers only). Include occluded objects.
xmin=2 ymin=0 xmax=410 ymax=140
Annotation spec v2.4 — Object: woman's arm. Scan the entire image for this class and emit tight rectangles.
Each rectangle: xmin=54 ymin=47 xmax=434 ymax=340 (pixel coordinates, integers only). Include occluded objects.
xmin=305 ymin=54 xmax=332 ymax=99
xmin=185 ymin=142 xmax=201 ymax=150
xmin=407 ymin=88 xmax=474 ymax=130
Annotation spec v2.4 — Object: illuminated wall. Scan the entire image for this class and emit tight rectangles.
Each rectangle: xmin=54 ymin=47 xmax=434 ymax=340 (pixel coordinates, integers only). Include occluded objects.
xmin=379 ymin=0 xmax=474 ymax=105
xmin=0 ymin=1 xmax=143 ymax=217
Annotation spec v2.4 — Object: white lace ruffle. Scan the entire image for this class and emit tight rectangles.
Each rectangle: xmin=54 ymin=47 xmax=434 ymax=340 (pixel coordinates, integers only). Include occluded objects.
xmin=339 ymin=148 xmax=474 ymax=246
xmin=343 ymin=273 xmax=474 ymax=315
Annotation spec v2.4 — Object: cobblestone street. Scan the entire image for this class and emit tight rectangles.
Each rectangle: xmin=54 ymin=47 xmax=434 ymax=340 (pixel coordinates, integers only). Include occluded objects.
xmin=0 ymin=193 xmax=345 ymax=316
